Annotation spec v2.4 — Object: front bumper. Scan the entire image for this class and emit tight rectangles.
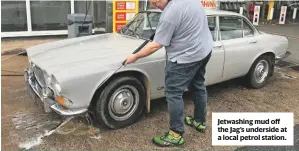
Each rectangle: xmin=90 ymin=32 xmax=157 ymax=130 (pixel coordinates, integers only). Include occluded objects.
xmin=24 ymin=69 xmax=88 ymax=116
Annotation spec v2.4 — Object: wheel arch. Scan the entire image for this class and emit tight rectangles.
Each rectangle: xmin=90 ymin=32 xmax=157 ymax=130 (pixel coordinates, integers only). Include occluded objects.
xmin=246 ymin=51 xmax=276 ymax=76
xmin=88 ymin=70 xmax=151 ymax=114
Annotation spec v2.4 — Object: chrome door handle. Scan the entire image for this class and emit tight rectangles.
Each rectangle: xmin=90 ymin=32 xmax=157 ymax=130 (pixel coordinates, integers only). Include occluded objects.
xmin=249 ymin=40 xmax=257 ymax=44
xmin=213 ymin=45 xmax=222 ymax=48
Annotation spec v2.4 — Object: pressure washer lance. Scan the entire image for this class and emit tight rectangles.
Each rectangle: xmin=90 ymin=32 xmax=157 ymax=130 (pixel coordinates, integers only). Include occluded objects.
xmin=98 ymin=34 xmax=155 ymax=87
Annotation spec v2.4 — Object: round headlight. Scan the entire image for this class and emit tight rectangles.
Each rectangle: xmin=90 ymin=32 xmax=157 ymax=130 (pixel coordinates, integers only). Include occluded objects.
xmin=55 ymin=83 xmax=61 ymax=93
xmin=43 ymin=71 xmax=51 ymax=84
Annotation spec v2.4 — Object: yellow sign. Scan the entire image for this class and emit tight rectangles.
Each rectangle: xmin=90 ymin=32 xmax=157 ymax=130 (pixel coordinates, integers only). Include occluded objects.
xmin=112 ymin=0 xmax=139 ymax=33
xmin=267 ymin=1 xmax=274 ymax=20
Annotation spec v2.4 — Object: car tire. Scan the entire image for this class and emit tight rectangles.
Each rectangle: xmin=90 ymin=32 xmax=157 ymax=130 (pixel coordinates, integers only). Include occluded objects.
xmin=94 ymin=76 xmax=146 ymax=129
xmin=245 ymin=55 xmax=273 ymax=89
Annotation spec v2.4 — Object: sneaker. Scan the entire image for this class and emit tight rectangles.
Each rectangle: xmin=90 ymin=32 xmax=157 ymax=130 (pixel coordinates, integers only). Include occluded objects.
xmin=152 ymin=131 xmax=185 ymax=147
xmin=184 ymin=116 xmax=206 ymax=132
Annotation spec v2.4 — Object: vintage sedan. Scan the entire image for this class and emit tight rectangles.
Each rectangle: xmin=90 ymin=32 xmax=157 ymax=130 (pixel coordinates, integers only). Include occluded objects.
xmin=24 ymin=9 xmax=290 ymax=129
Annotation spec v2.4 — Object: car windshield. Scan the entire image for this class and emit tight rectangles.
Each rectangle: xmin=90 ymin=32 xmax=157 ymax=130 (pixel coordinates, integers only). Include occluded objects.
xmin=119 ymin=11 xmax=161 ymax=40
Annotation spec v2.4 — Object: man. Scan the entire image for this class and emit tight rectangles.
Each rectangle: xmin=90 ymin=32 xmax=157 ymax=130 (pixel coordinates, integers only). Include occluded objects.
xmin=125 ymin=0 xmax=213 ymax=147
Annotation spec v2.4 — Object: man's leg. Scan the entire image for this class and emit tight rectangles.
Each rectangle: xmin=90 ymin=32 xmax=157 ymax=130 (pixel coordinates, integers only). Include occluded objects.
xmin=185 ymin=51 xmax=212 ymax=132
xmin=152 ymin=60 xmax=200 ymax=147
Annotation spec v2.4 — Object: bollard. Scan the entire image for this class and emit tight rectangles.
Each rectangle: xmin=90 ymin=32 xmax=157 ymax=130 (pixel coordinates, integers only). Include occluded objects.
xmin=253 ymin=6 xmax=260 ymax=25
xmin=270 ymin=8 xmax=274 ymax=24
xmin=293 ymin=8 xmax=297 ymax=23
xmin=279 ymin=6 xmax=287 ymax=24
xmin=240 ymin=7 xmax=243 ymax=15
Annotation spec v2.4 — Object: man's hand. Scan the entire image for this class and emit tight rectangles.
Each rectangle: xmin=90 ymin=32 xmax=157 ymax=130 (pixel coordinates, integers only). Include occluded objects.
xmin=125 ymin=54 xmax=138 ymax=65
xmin=124 ymin=41 xmax=162 ymax=65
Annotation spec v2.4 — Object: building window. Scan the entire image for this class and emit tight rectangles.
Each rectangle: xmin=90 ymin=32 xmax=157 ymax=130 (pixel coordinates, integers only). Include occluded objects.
xmin=74 ymin=1 xmax=93 ymax=15
xmin=30 ymin=1 xmax=71 ymax=31
xmin=1 ymin=1 xmax=27 ymax=32
xmin=93 ymin=1 xmax=107 ymax=30
xmin=74 ymin=1 xmax=108 ymax=30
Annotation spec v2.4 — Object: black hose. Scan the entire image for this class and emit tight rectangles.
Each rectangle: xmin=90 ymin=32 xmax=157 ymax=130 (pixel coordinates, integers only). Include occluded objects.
xmin=98 ymin=32 xmax=155 ymax=89
xmin=121 ymin=33 xmax=155 ymax=65
xmin=2 ymin=69 xmax=24 ymax=74
xmin=1 ymin=50 xmax=27 ymax=62
xmin=77 ymin=1 xmax=92 ymax=37
xmin=2 ymin=75 xmax=24 ymax=76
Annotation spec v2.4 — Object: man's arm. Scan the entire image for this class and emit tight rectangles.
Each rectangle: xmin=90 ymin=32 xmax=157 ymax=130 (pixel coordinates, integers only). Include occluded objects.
xmin=134 ymin=41 xmax=162 ymax=59
xmin=125 ymin=20 xmax=177 ymax=64
xmin=134 ymin=19 xmax=177 ymax=59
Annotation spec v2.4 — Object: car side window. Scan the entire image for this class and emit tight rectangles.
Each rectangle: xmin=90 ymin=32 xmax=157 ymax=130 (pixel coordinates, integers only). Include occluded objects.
xmin=243 ymin=20 xmax=255 ymax=37
xmin=219 ymin=16 xmax=255 ymax=40
xmin=134 ymin=13 xmax=161 ymax=39
xmin=219 ymin=16 xmax=243 ymax=40
xmin=208 ymin=16 xmax=217 ymax=41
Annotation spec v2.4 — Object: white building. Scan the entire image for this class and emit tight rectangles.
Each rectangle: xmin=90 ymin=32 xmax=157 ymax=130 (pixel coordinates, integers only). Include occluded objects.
xmin=1 ymin=0 xmax=147 ymax=38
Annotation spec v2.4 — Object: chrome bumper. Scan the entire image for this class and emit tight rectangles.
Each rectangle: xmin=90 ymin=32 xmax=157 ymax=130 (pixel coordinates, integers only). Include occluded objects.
xmin=50 ymin=104 xmax=88 ymax=116
xmin=24 ymin=69 xmax=88 ymax=116
xmin=276 ymin=51 xmax=291 ymax=60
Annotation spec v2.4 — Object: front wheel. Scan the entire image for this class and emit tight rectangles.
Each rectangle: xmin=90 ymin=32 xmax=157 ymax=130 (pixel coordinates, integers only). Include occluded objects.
xmin=245 ymin=55 xmax=273 ymax=89
xmin=95 ymin=76 xmax=146 ymax=129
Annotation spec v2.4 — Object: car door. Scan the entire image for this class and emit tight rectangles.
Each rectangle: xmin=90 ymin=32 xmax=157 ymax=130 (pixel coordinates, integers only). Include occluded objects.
xmin=171 ymin=16 xmax=226 ymax=86
xmin=219 ymin=15 xmax=261 ymax=80
xmin=149 ymin=15 xmax=226 ymax=97
xmin=204 ymin=16 xmax=226 ymax=86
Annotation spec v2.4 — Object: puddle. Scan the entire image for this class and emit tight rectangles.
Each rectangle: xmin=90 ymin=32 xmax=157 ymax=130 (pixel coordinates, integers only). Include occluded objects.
xmin=12 ymin=112 xmax=61 ymax=131
xmin=276 ymin=60 xmax=295 ymax=67
xmin=19 ymin=137 xmax=43 ymax=150
xmin=54 ymin=115 xmax=102 ymax=139
xmin=18 ymin=119 xmax=72 ymax=150
xmin=11 ymin=111 xmax=101 ymax=150
xmin=10 ymin=112 xmax=62 ymax=149
xmin=278 ymin=72 xmax=298 ymax=79
xmin=290 ymin=65 xmax=299 ymax=72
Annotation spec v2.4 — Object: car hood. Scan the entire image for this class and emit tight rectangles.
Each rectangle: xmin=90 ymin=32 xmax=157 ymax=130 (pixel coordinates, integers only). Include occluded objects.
xmin=27 ymin=33 xmax=146 ymax=74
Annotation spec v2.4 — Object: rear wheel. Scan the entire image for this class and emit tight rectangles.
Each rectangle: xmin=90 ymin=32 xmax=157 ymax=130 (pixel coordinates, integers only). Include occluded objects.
xmin=94 ymin=76 xmax=146 ymax=129
xmin=245 ymin=55 xmax=273 ymax=89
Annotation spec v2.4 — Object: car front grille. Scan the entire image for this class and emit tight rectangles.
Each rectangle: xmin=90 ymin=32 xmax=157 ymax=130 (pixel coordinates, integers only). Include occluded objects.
xmin=32 ymin=65 xmax=46 ymax=87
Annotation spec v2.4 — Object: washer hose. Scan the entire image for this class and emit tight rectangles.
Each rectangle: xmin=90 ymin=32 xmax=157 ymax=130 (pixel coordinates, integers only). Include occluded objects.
xmin=98 ymin=33 xmax=155 ymax=88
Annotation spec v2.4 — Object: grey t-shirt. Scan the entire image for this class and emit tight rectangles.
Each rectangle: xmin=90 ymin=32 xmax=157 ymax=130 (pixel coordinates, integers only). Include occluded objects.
xmin=153 ymin=0 xmax=213 ymax=64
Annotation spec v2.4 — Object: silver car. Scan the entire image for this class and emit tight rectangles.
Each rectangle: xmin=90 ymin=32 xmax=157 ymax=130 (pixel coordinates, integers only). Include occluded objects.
xmin=24 ymin=9 xmax=290 ymax=129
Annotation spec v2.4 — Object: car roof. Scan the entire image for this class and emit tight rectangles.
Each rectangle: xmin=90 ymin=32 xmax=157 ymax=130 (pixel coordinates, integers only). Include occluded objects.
xmin=146 ymin=8 xmax=243 ymax=17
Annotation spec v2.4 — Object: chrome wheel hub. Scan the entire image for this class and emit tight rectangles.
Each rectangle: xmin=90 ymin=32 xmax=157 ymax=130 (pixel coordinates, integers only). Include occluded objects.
xmin=254 ymin=60 xmax=269 ymax=83
xmin=108 ymin=85 xmax=139 ymax=121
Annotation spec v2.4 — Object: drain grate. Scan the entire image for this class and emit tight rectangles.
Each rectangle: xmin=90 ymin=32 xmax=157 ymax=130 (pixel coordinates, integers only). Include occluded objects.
xmin=275 ymin=60 xmax=294 ymax=67
xmin=290 ymin=65 xmax=299 ymax=72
